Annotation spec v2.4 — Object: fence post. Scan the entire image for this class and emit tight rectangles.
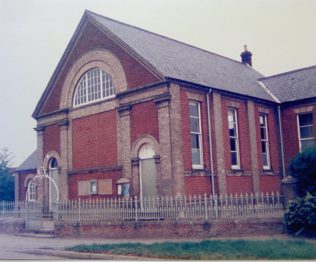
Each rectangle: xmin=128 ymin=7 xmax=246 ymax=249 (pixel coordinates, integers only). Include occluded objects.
xmin=214 ymin=195 xmax=219 ymax=219
xmin=204 ymin=193 xmax=208 ymax=220
xmin=2 ymin=201 xmax=4 ymax=219
xmin=78 ymin=198 xmax=81 ymax=223
xmin=135 ymin=196 xmax=138 ymax=221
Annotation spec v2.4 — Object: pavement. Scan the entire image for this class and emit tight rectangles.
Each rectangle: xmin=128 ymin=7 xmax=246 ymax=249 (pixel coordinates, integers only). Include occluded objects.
xmin=0 ymin=232 xmax=313 ymax=260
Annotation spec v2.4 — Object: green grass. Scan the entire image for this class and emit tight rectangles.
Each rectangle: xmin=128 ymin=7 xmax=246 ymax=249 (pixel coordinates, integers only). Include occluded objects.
xmin=65 ymin=239 xmax=316 ymax=260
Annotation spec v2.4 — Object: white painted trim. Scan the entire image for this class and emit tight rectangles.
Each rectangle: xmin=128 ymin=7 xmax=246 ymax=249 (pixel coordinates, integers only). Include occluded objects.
xmin=228 ymin=108 xmax=241 ymax=169
xmin=297 ymin=112 xmax=315 ymax=152
xmin=260 ymin=113 xmax=271 ymax=170
xmin=189 ymin=100 xmax=204 ymax=169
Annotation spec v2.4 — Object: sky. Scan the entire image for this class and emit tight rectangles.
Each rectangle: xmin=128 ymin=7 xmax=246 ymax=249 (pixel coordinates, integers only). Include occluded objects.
xmin=0 ymin=0 xmax=315 ymax=167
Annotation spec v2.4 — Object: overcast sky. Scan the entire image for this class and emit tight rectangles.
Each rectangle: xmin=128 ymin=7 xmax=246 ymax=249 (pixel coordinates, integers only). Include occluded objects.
xmin=0 ymin=0 xmax=315 ymax=166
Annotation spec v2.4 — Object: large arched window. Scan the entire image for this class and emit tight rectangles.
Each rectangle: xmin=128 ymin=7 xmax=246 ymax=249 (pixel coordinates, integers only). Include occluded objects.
xmin=73 ymin=68 xmax=115 ymax=107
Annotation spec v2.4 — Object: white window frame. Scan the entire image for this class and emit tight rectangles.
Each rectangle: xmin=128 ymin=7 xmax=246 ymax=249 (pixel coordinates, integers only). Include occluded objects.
xmin=90 ymin=180 xmax=98 ymax=195
xmin=228 ymin=108 xmax=240 ymax=169
xmin=189 ymin=100 xmax=204 ymax=169
xmin=297 ymin=112 xmax=315 ymax=152
xmin=73 ymin=68 xmax=115 ymax=107
xmin=27 ymin=179 xmax=36 ymax=202
xmin=260 ymin=113 xmax=271 ymax=170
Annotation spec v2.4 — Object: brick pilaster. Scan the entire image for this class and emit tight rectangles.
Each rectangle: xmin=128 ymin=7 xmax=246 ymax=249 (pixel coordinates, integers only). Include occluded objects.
xmin=213 ymin=93 xmax=227 ymax=195
xmin=34 ymin=125 xmax=44 ymax=204
xmin=169 ymin=84 xmax=185 ymax=197
xmin=247 ymin=100 xmax=260 ymax=193
xmin=59 ymin=119 xmax=69 ymax=200
xmin=154 ymin=93 xmax=173 ymax=196
xmin=117 ymin=105 xmax=132 ymax=179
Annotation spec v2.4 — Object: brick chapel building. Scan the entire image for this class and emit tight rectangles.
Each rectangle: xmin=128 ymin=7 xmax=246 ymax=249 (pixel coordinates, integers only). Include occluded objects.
xmin=14 ymin=11 xmax=316 ymax=204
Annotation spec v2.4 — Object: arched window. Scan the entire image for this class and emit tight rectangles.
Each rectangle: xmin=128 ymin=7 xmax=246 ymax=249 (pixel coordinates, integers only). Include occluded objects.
xmin=49 ymin=157 xmax=58 ymax=169
xmin=73 ymin=68 xmax=115 ymax=107
xmin=27 ymin=179 xmax=36 ymax=202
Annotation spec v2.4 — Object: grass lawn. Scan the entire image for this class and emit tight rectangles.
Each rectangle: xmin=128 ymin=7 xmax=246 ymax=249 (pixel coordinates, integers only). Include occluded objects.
xmin=65 ymin=239 xmax=316 ymax=260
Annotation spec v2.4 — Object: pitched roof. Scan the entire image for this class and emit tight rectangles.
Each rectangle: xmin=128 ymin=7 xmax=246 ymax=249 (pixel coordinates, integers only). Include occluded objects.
xmin=85 ymin=11 xmax=275 ymax=102
xmin=16 ymin=150 xmax=37 ymax=172
xmin=259 ymin=65 xmax=316 ymax=103
xmin=32 ymin=10 xmax=278 ymax=118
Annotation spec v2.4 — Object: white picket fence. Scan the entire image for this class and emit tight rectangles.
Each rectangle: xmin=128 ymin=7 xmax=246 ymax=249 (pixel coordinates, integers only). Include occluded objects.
xmin=0 ymin=201 xmax=42 ymax=220
xmin=0 ymin=192 xmax=284 ymax=223
xmin=55 ymin=192 xmax=284 ymax=222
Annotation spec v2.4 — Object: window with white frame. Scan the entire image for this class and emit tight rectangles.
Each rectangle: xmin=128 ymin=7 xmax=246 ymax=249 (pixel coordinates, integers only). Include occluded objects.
xmin=189 ymin=101 xmax=203 ymax=168
xmin=298 ymin=113 xmax=315 ymax=152
xmin=260 ymin=113 xmax=270 ymax=169
xmin=27 ymin=179 xmax=36 ymax=202
xmin=228 ymin=108 xmax=240 ymax=169
xmin=90 ymin=180 xmax=97 ymax=194
xmin=73 ymin=68 xmax=115 ymax=107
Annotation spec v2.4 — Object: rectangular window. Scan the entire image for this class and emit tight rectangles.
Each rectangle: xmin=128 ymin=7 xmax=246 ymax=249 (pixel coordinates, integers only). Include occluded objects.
xmin=90 ymin=180 xmax=97 ymax=194
xmin=260 ymin=113 xmax=270 ymax=169
xmin=189 ymin=101 xmax=203 ymax=169
xmin=228 ymin=108 xmax=240 ymax=169
xmin=298 ymin=113 xmax=315 ymax=152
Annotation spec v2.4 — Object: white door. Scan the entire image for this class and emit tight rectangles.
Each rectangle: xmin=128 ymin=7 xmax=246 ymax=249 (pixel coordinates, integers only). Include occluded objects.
xmin=48 ymin=158 xmax=59 ymax=210
xmin=139 ymin=144 xmax=157 ymax=199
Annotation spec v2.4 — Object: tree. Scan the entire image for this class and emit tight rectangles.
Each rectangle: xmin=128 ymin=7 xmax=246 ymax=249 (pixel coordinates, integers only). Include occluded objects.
xmin=290 ymin=145 xmax=316 ymax=197
xmin=0 ymin=148 xmax=14 ymax=201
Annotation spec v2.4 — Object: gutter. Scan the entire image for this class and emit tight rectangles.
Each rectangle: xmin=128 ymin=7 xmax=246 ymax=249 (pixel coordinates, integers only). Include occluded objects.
xmin=206 ymin=89 xmax=216 ymax=196
xmin=278 ymin=106 xmax=286 ymax=178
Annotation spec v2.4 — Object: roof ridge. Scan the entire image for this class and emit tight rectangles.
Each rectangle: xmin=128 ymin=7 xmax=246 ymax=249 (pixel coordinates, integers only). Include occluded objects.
xmin=85 ymin=10 xmax=246 ymax=67
xmin=259 ymin=64 xmax=316 ymax=81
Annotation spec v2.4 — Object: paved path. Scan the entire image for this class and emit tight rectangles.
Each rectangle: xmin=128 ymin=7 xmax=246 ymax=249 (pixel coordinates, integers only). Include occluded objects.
xmin=0 ymin=232 xmax=310 ymax=260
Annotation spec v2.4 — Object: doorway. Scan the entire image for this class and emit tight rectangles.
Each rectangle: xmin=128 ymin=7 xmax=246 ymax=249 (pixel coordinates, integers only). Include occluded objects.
xmin=48 ymin=157 xmax=59 ymax=210
xmin=139 ymin=144 xmax=157 ymax=200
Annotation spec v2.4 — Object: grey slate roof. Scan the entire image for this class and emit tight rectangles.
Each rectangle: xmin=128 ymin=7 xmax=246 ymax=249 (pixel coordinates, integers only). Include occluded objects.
xmin=260 ymin=66 xmax=316 ymax=103
xmin=16 ymin=150 xmax=37 ymax=172
xmin=87 ymin=11 xmax=275 ymax=102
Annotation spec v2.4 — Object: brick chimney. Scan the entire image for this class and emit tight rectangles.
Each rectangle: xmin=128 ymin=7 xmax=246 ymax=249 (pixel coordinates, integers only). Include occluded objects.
xmin=240 ymin=45 xmax=252 ymax=66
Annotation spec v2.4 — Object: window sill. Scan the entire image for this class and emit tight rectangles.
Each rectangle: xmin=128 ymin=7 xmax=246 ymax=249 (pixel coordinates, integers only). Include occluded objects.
xmin=226 ymin=170 xmax=252 ymax=176
xmin=184 ymin=169 xmax=211 ymax=176
xmin=261 ymin=170 xmax=277 ymax=176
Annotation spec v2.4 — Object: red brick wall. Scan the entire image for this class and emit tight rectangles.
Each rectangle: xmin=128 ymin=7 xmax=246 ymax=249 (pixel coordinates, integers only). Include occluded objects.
xmin=131 ymin=101 xmax=159 ymax=144
xmin=18 ymin=173 xmax=29 ymax=201
xmin=254 ymin=105 xmax=280 ymax=172
xmin=184 ymin=176 xmax=213 ymax=195
xmin=43 ymin=124 xmax=60 ymax=157
xmin=72 ymin=110 xmax=117 ymax=169
xmin=282 ymin=103 xmax=316 ymax=172
xmin=260 ymin=176 xmax=281 ymax=193
xmin=68 ymin=170 xmax=122 ymax=199
xmin=282 ymin=107 xmax=300 ymax=170
xmin=226 ymin=176 xmax=253 ymax=194
xmin=55 ymin=218 xmax=283 ymax=238
xmin=40 ymin=21 xmax=160 ymax=115
xmin=180 ymin=88 xmax=210 ymax=171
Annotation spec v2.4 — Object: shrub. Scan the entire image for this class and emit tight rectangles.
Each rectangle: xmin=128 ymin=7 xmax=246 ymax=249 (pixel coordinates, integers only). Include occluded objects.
xmin=284 ymin=193 xmax=316 ymax=236
xmin=290 ymin=145 xmax=316 ymax=197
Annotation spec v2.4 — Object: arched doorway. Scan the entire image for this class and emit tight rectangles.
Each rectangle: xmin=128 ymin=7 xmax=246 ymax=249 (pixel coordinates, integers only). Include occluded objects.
xmin=48 ymin=157 xmax=59 ymax=210
xmin=139 ymin=143 xmax=157 ymax=199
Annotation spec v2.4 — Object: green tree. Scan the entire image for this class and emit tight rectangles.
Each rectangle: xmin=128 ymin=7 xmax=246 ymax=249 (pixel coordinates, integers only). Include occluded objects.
xmin=290 ymin=145 xmax=316 ymax=197
xmin=0 ymin=148 xmax=14 ymax=201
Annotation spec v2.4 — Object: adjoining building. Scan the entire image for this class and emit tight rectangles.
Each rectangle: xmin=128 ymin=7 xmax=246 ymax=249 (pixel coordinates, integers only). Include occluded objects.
xmin=15 ymin=11 xmax=316 ymax=207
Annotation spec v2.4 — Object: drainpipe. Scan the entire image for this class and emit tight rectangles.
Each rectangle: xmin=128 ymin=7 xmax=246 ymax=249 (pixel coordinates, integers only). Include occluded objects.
xmin=278 ymin=105 xmax=286 ymax=178
xmin=206 ymin=89 xmax=216 ymax=196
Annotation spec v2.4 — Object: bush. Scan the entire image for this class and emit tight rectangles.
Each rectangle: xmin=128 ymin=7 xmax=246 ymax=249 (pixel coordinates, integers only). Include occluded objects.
xmin=284 ymin=193 xmax=316 ymax=236
xmin=290 ymin=145 xmax=316 ymax=197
